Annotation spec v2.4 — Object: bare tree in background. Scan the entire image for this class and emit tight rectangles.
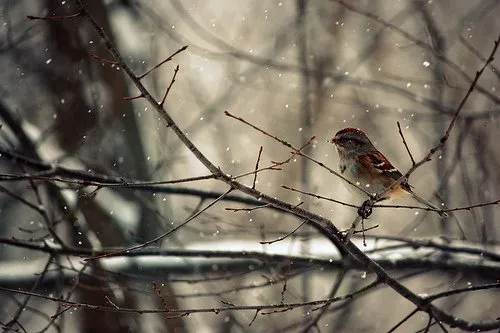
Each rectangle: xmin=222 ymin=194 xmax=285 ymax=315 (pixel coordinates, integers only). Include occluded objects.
xmin=0 ymin=1 xmax=499 ymax=332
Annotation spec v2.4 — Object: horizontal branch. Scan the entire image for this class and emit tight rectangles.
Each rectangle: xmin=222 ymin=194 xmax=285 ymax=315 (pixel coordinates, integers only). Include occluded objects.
xmin=0 ymin=279 xmax=378 ymax=315
xmin=0 ymin=238 xmax=499 ymax=288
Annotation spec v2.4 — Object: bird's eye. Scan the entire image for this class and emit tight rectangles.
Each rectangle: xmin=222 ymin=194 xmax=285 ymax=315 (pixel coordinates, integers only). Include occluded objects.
xmin=343 ymin=138 xmax=360 ymax=146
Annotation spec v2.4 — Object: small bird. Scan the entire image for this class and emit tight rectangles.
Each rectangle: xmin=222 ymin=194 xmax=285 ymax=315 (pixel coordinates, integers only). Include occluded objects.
xmin=328 ymin=127 xmax=447 ymax=218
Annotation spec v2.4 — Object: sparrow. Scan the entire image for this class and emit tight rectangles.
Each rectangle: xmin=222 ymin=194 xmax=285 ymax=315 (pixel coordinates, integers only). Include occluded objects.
xmin=328 ymin=127 xmax=447 ymax=217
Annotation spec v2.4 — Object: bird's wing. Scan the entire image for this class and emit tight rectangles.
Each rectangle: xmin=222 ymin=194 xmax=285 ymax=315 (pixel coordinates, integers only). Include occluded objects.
xmin=361 ymin=151 xmax=412 ymax=191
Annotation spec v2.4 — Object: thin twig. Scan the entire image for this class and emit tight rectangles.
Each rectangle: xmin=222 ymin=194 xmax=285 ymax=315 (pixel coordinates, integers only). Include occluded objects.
xmin=0 ymin=282 xmax=377 ymax=315
xmin=160 ymin=65 xmax=180 ymax=106
xmin=122 ymin=93 xmax=144 ymax=101
xmin=259 ymin=219 xmax=308 ymax=245
xmin=425 ymin=282 xmax=500 ymax=302
xmin=281 ymin=185 xmax=358 ymax=208
xmin=459 ymin=35 xmax=500 ymax=80
xmin=386 ymin=308 xmax=420 ymax=333
xmin=248 ymin=309 xmax=260 ymax=326
xmin=350 ymin=224 xmax=379 ymax=235
xmin=225 ymin=204 xmax=270 ymax=212
xmin=105 ymin=296 xmax=119 ymax=309
xmin=85 ymin=188 xmax=233 ymax=260
xmin=0 ymin=163 xmax=216 ymax=187
xmin=232 ymin=136 xmax=314 ymax=180
xmin=397 ymin=121 xmax=415 ymax=166
xmin=252 ymin=146 xmax=263 ymax=189
xmin=89 ymin=52 xmax=118 ymax=65
xmin=442 ymin=199 xmax=500 ymax=213
xmin=152 ymin=282 xmax=170 ymax=310
xmin=280 ymin=261 xmax=292 ymax=304
xmin=27 ymin=11 xmax=83 ymax=20
xmin=138 ymin=45 xmax=188 ymax=80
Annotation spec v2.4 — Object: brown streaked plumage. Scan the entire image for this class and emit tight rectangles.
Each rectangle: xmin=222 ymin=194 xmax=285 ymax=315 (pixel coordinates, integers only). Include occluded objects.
xmin=328 ymin=127 xmax=447 ymax=215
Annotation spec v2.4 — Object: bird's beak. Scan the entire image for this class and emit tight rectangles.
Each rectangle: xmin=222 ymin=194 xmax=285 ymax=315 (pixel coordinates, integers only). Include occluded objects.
xmin=327 ymin=138 xmax=337 ymax=144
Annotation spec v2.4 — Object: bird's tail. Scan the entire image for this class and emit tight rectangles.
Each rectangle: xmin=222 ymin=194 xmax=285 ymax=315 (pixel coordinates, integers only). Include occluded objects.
xmin=409 ymin=191 xmax=448 ymax=217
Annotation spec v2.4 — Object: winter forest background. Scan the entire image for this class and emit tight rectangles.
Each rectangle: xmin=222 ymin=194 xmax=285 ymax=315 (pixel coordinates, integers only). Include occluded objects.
xmin=0 ymin=1 xmax=499 ymax=332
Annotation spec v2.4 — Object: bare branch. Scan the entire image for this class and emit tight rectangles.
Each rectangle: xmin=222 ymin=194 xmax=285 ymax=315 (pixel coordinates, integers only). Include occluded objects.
xmin=397 ymin=121 xmax=416 ymax=166
xmin=85 ymin=187 xmax=233 ymax=260
xmin=259 ymin=219 xmax=308 ymax=245
xmin=138 ymin=45 xmax=188 ymax=80
xmin=160 ymin=65 xmax=180 ymax=106
xmin=252 ymin=146 xmax=263 ymax=189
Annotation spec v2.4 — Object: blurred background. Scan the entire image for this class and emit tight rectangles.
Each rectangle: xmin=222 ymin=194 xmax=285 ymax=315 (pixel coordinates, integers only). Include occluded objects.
xmin=0 ymin=0 xmax=499 ymax=332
